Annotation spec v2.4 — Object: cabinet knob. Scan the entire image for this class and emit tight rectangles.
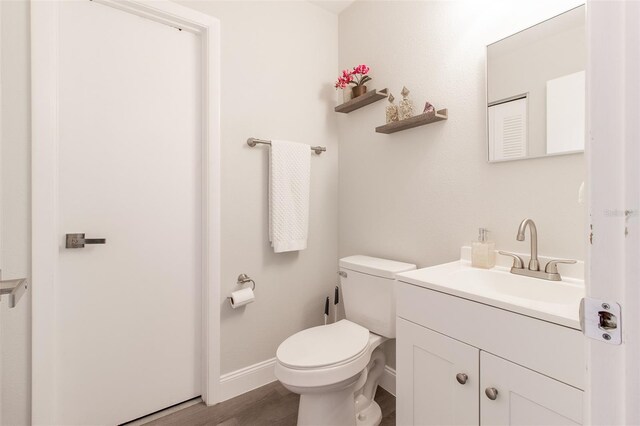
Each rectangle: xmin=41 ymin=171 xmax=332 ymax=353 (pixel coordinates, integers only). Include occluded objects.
xmin=485 ymin=387 xmax=499 ymax=400
xmin=456 ymin=373 xmax=468 ymax=385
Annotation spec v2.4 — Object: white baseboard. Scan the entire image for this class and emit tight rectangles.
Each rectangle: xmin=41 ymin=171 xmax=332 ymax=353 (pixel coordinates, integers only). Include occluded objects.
xmin=218 ymin=359 xmax=396 ymax=402
xmin=379 ymin=365 xmax=396 ymax=396
xmin=218 ymin=358 xmax=277 ymax=402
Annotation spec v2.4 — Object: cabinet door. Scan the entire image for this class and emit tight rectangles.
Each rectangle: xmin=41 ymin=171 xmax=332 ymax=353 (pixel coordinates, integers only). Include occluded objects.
xmin=397 ymin=318 xmax=480 ymax=426
xmin=480 ymin=352 xmax=583 ymax=426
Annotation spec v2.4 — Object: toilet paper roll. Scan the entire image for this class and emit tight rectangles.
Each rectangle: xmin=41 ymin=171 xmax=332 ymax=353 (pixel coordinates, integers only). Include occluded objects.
xmin=229 ymin=287 xmax=255 ymax=309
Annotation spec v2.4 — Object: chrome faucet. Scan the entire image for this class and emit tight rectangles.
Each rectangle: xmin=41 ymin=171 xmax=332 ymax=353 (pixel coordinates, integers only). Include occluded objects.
xmin=499 ymin=218 xmax=576 ymax=281
xmin=516 ymin=218 xmax=539 ymax=271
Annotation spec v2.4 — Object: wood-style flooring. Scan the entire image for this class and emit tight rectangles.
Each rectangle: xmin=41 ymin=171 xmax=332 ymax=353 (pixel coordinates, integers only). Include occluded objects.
xmin=141 ymin=381 xmax=395 ymax=426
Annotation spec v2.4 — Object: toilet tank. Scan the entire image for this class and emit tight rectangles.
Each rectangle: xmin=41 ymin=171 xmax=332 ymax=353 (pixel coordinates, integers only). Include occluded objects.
xmin=339 ymin=255 xmax=416 ymax=338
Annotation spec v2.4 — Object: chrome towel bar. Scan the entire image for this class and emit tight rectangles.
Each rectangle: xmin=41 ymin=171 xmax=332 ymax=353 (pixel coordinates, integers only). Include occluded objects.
xmin=247 ymin=138 xmax=326 ymax=155
xmin=0 ymin=278 xmax=28 ymax=308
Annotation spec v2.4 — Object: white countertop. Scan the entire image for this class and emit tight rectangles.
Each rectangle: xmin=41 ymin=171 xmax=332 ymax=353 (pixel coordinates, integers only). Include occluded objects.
xmin=397 ymin=252 xmax=585 ymax=329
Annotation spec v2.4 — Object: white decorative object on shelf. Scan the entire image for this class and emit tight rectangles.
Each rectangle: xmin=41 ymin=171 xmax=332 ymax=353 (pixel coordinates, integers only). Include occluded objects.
xmin=423 ymin=101 xmax=435 ymax=115
xmin=399 ymin=86 xmax=414 ymax=120
xmin=386 ymin=93 xmax=399 ymax=123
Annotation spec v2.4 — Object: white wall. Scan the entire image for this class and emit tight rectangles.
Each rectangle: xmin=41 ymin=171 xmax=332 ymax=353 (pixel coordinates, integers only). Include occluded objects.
xmin=338 ymin=0 xmax=586 ymax=368
xmin=176 ymin=0 xmax=339 ymax=374
xmin=1 ymin=0 xmax=32 ymax=424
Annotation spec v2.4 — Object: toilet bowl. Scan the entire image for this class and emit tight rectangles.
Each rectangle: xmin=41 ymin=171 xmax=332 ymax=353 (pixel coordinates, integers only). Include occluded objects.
xmin=276 ymin=321 xmax=387 ymax=426
xmin=275 ymin=256 xmax=416 ymax=426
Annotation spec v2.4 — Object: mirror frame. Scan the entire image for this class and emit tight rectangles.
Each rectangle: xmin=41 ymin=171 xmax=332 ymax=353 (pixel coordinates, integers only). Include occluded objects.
xmin=485 ymin=4 xmax=586 ymax=163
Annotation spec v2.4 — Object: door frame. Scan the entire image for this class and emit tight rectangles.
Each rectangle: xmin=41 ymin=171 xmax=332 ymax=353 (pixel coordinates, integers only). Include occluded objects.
xmin=31 ymin=1 xmax=221 ymax=423
xmin=0 ymin=1 xmax=3 ymax=422
xmin=586 ymin=0 xmax=640 ymax=424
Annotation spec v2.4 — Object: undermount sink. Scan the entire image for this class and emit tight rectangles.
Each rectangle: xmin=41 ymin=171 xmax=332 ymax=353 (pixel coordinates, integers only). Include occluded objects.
xmin=396 ymin=248 xmax=585 ymax=329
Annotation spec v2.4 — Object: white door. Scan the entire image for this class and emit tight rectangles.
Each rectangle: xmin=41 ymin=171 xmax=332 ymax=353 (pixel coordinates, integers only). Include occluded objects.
xmin=53 ymin=2 xmax=202 ymax=424
xmin=480 ymin=351 xmax=583 ymax=426
xmin=396 ymin=318 xmax=479 ymax=426
xmin=586 ymin=1 xmax=640 ymax=424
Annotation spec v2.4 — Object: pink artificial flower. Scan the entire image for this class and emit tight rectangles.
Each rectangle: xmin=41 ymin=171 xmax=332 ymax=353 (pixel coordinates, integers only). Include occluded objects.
xmin=335 ymin=70 xmax=354 ymax=89
xmin=353 ymin=64 xmax=370 ymax=75
xmin=335 ymin=66 xmax=371 ymax=90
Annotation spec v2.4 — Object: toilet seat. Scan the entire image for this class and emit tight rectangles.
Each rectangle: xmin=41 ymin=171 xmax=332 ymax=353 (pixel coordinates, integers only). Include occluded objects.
xmin=275 ymin=320 xmax=383 ymax=389
xmin=277 ymin=320 xmax=370 ymax=369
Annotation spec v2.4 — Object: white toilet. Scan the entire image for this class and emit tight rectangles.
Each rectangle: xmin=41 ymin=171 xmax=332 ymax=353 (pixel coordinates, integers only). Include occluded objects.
xmin=275 ymin=255 xmax=416 ymax=426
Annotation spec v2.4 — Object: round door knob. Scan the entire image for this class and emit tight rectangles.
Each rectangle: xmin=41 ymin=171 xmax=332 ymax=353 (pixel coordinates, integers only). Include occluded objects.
xmin=456 ymin=373 xmax=468 ymax=385
xmin=485 ymin=387 xmax=499 ymax=400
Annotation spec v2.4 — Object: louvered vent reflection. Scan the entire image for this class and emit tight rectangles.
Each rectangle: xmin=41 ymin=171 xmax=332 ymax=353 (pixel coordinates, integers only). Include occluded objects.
xmin=488 ymin=97 xmax=528 ymax=161
xmin=502 ymin=114 xmax=525 ymax=158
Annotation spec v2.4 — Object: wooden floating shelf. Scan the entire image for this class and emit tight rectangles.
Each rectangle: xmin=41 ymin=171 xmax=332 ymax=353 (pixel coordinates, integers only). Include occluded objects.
xmin=334 ymin=88 xmax=389 ymax=114
xmin=375 ymin=108 xmax=448 ymax=134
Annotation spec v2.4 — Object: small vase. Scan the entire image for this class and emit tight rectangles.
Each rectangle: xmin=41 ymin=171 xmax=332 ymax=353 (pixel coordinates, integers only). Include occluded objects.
xmin=386 ymin=93 xmax=399 ymax=123
xmin=399 ymin=86 xmax=414 ymax=120
xmin=352 ymin=85 xmax=367 ymax=98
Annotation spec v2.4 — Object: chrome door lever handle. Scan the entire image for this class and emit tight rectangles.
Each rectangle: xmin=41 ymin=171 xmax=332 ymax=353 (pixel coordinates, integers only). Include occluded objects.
xmin=83 ymin=238 xmax=106 ymax=244
xmin=66 ymin=233 xmax=107 ymax=249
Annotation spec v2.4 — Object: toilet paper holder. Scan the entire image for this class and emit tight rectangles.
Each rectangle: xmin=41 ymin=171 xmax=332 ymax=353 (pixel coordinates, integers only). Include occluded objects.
xmin=236 ymin=273 xmax=256 ymax=291
xmin=226 ymin=274 xmax=256 ymax=303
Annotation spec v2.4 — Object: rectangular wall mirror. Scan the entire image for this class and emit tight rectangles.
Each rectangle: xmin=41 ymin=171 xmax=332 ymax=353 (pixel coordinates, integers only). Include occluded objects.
xmin=487 ymin=5 xmax=585 ymax=162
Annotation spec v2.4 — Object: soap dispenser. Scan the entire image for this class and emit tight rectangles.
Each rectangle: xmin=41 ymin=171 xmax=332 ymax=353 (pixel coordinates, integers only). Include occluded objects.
xmin=472 ymin=228 xmax=496 ymax=269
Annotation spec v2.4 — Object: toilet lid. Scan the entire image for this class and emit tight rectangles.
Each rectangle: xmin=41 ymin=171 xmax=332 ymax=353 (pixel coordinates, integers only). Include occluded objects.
xmin=276 ymin=320 xmax=370 ymax=369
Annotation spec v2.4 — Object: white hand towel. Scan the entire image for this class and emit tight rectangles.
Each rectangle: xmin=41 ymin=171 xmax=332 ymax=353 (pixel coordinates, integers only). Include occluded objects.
xmin=269 ymin=140 xmax=311 ymax=253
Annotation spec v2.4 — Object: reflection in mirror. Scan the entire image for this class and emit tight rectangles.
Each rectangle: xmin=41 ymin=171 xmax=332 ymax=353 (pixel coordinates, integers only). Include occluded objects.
xmin=487 ymin=5 xmax=585 ymax=162
xmin=1 ymin=1 xmax=33 ymax=423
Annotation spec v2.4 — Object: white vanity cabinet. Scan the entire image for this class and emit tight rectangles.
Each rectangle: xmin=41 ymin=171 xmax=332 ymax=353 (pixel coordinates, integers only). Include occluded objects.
xmin=397 ymin=318 xmax=479 ymax=426
xmin=396 ymin=280 xmax=585 ymax=426
xmin=480 ymin=352 xmax=582 ymax=426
